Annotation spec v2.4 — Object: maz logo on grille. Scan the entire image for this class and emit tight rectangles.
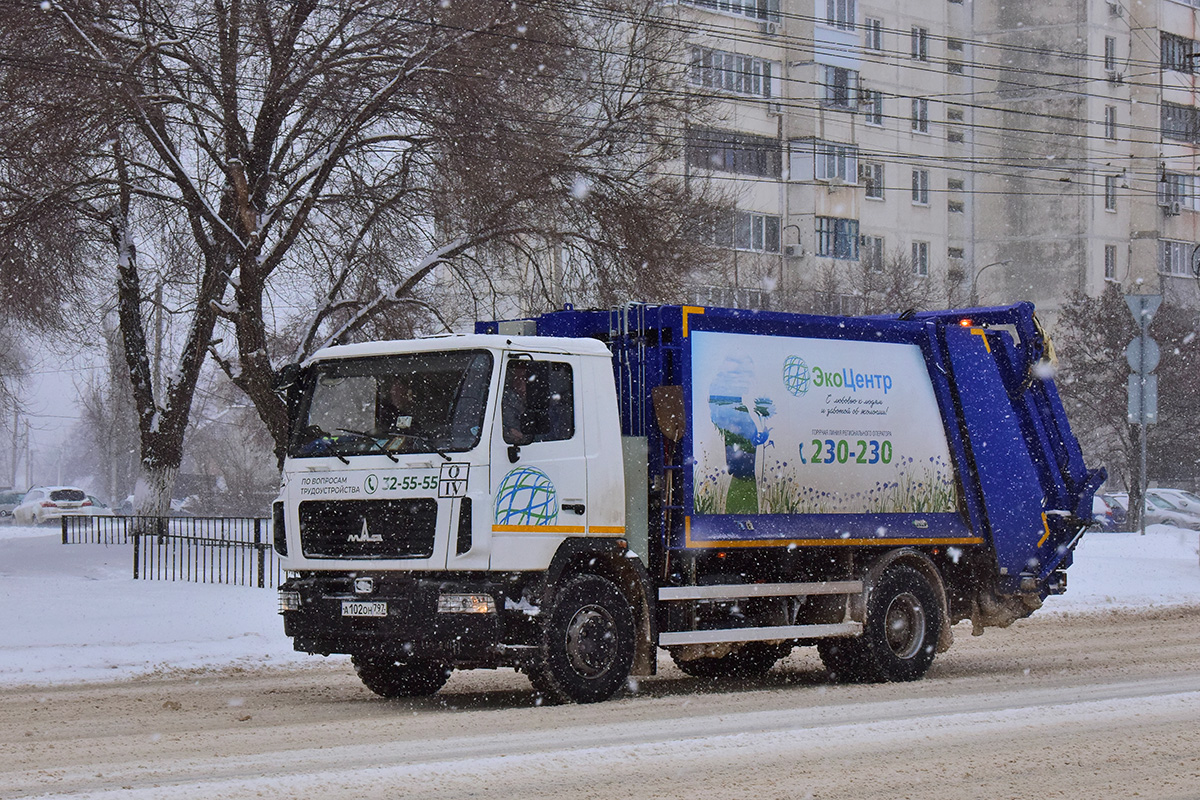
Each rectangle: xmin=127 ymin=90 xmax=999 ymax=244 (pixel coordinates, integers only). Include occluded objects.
xmin=347 ymin=519 xmax=384 ymax=543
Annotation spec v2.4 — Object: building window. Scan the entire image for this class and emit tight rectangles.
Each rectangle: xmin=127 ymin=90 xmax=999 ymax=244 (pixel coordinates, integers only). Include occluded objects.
xmin=1104 ymin=37 xmax=1117 ymax=71
xmin=680 ymin=0 xmax=780 ymax=23
xmin=911 ymin=241 xmax=929 ymax=275
xmin=737 ymin=212 xmax=781 ymax=252
xmin=864 ymin=17 xmax=883 ymax=50
xmin=1104 ymin=106 xmax=1117 ymax=140
xmin=1160 ymin=171 xmax=1195 ymax=209
xmin=686 ymin=128 xmax=781 ymax=178
xmin=862 ymin=235 xmax=885 ymax=270
xmin=826 ymin=0 xmax=855 ymax=30
xmin=1162 ymin=33 xmax=1195 ymax=74
xmin=690 ymin=48 xmax=777 ymax=99
xmin=860 ymin=88 xmax=884 ymax=124
xmin=822 ymin=65 xmax=859 ymax=109
xmin=1104 ymin=244 xmax=1117 ymax=279
xmin=701 ymin=210 xmax=781 ymax=252
xmin=1160 ymin=239 xmax=1192 ymax=276
xmin=911 ymin=98 xmax=929 ymax=132
xmin=860 ymin=161 xmax=884 ymax=199
xmin=1105 ymin=175 xmax=1117 ymax=211
xmin=1161 ymin=102 xmax=1200 ymax=142
xmin=911 ymin=169 xmax=929 ymax=204
xmin=911 ymin=27 xmax=928 ymax=61
xmin=815 ymin=217 xmax=860 ymax=259
xmin=815 ymin=141 xmax=859 ymax=182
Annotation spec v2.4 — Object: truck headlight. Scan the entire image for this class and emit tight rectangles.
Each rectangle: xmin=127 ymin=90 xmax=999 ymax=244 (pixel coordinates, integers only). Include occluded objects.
xmin=437 ymin=593 xmax=496 ymax=614
xmin=278 ymin=590 xmax=302 ymax=613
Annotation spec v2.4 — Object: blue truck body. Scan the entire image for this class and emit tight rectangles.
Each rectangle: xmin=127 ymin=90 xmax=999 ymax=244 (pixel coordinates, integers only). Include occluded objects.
xmin=478 ymin=301 xmax=1104 ymax=600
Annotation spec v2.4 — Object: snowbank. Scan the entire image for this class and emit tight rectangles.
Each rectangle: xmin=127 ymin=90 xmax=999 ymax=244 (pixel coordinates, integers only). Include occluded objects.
xmin=0 ymin=523 xmax=1196 ymax=687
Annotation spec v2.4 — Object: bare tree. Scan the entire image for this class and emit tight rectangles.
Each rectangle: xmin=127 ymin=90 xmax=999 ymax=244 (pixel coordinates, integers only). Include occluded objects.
xmin=0 ymin=0 xmax=718 ymax=511
xmin=835 ymin=247 xmax=938 ymax=317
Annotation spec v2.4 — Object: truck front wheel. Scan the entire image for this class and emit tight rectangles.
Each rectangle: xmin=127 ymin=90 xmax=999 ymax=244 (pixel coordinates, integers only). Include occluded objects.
xmin=351 ymin=654 xmax=451 ymax=698
xmin=529 ymin=574 xmax=635 ymax=704
xmin=819 ymin=565 xmax=941 ymax=683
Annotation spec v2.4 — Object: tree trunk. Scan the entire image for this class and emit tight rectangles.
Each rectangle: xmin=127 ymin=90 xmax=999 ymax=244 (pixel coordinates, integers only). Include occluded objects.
xmin=133 ymin=459 xmax=178 ymax=518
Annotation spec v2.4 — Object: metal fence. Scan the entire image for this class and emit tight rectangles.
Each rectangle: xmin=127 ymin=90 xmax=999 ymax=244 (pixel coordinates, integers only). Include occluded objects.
xmin=62 ymin=515 xmax=281 ymax=588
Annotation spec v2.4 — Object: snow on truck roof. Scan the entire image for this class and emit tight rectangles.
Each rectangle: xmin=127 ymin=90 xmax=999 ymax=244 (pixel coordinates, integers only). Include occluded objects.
xmin=308 ymin=333 xmax=611 ymax=363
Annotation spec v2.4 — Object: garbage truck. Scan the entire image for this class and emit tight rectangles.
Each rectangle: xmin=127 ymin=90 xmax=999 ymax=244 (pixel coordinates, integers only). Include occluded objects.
xmin=273 ymin=302 xmax=1104 ymax=703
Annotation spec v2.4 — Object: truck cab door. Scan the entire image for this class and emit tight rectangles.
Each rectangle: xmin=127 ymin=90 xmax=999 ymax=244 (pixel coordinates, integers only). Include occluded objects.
xmin=489 ymin=354 xmax=589 ymax=570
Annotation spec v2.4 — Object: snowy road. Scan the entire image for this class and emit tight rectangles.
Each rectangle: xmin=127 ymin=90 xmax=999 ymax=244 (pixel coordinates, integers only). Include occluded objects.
xmin=3 ymin=606 xmax=1198 ymax=800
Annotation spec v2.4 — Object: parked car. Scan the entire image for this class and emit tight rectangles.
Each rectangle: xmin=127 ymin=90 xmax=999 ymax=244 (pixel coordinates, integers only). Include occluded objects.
xmin=11 ymin=486 xmax=96 ymax=525
xmin=1104 ymin=491 xmax=1200 ymax=530
xmin=1146 ymin=493 xmax=1200 ymax=529
xmin=1147 ymin=488 xmax=1200 ymax=517
xmin=0 ymin=489 xmax=25 ymax=520
xmin=1102 ymin=492 xmax=1129 ymax=528
xmin=86 ymin=496 xmax=115 ymax=516
xmin=1090 ymin=494 xmax=1116 ymax=530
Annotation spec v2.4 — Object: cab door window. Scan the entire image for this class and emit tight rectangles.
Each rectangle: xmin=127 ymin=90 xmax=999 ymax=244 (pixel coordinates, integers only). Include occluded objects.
xmin=502 ymin=359 xmax=575 ymax=445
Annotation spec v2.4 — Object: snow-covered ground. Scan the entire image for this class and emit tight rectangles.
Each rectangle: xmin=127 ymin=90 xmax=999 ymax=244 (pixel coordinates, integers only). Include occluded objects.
xmin=0 ymin=522 xmax=1196 ymax=688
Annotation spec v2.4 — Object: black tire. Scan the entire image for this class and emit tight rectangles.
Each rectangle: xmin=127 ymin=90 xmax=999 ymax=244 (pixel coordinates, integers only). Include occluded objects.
xmin=351 ymin=654 xmax=451 ymax=698
xmin=820 ymin=565 xmax=942 ymax=683
xmin=671 ymin=642 xmax=791 ymax=679
xmin=529 ymin=574 xmax=635 ymax=704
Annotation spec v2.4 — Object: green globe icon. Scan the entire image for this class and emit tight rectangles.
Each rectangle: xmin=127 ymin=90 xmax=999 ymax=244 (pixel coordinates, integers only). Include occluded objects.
xmin=783 ymin=355 xmax=810 ymax=396
xmin=494 ymin=466 xmax=558 ymax=526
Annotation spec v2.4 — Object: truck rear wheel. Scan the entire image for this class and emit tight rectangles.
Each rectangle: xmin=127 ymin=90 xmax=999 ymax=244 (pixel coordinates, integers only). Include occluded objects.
xmin=670 ymin=642 xmax=791 ymax=680
xmin=529 ymin=574 xmax=635 ymax=704
xmin=819 ymin=565 xmax=941 ymax=683
xmin=351 ymin=654 xmax=451 ymax=698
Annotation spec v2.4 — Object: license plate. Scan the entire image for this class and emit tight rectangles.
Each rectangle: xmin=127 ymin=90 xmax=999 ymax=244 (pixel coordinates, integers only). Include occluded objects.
xmin=341 ymin=601 xmax=387 ymax=617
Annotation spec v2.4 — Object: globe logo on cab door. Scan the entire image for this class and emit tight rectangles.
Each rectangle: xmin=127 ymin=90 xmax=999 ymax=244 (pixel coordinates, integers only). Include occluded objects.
xmin=783 ymin=355 xmax=810 ymax=397
xmin=494 ymin=466 xmax=558 ymax=526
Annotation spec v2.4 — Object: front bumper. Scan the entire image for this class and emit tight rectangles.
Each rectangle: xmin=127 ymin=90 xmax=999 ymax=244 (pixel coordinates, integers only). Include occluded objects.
xmin=280 ymin=573 xmax=535 ymax=668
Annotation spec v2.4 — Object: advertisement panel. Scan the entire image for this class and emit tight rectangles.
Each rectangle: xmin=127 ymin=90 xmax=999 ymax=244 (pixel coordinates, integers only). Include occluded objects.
xmin=691 ymin=330 xmax=959 ymax=520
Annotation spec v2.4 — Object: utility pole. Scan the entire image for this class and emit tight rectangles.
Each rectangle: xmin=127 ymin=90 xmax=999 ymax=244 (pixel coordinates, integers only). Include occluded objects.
xmin=9 ymin=408 xmax=17 ymax=489
xmin=1125 ymin=294 xmax=1161 ymax=535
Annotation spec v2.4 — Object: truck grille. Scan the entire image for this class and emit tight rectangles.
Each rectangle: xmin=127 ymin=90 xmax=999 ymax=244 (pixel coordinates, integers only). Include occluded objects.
xmin=298 ymin=499 xmax=437 ymax=559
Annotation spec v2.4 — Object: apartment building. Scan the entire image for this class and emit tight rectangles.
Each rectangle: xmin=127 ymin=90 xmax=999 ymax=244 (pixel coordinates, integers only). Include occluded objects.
xmin=674 ymin=0 xmax=1200 ymax=319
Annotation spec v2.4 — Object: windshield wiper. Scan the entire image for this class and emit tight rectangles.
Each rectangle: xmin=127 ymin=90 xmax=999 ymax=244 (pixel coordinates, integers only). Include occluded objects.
xmin=385 ymin=430 xmax=452 ymax=462
xmin=337 ymin=429 xmax=399 ymax=462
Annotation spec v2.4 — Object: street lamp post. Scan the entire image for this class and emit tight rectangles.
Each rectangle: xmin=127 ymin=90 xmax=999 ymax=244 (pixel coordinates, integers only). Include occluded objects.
xmin=969 ymin=259 xmax=1013 ymax=306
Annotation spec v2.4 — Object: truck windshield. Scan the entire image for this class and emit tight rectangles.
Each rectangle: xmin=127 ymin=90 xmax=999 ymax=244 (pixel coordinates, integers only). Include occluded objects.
xmin=289 ymin=350 xmax=493 ymax=459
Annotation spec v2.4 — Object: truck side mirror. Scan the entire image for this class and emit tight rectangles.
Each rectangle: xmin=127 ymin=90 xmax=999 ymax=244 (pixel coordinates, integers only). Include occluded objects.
xmin=273 ymin=363 xmax=301 ymax=392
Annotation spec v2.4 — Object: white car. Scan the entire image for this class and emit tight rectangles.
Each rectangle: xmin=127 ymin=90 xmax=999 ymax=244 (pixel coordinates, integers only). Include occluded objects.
xmin=11 ymin=486 xmax=96 ymax=525
xmin=1147 ymin=488 xmax=1200 ymax=518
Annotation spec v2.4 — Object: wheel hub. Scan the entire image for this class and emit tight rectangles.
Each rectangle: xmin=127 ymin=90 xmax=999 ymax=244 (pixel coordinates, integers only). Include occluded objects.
xmin=564 ymin=603 xmax=617 ymax=677
xmin=884 ymin=591 xmax=926 ymax=659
